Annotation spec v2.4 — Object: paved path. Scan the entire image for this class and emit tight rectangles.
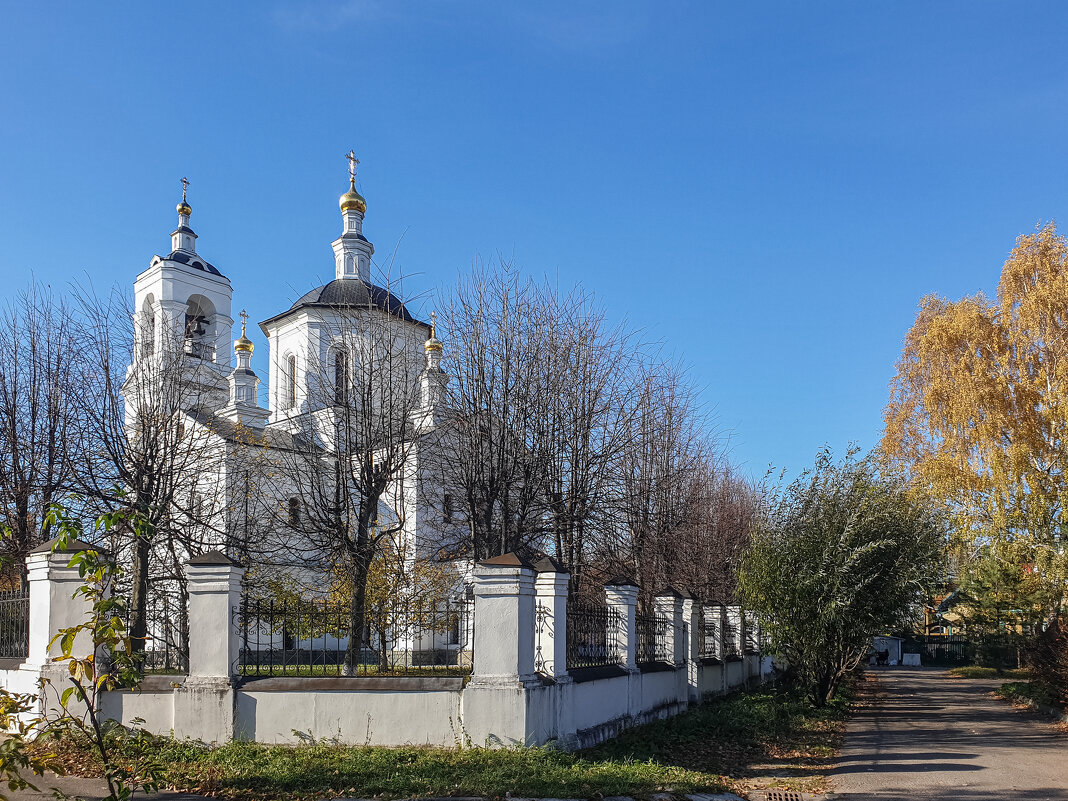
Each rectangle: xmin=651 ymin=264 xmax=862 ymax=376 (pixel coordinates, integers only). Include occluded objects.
xmin=833 ymin=667 xmax=1067 ymax=801
xmin=8 ymin=772 xmax=211 ymax=800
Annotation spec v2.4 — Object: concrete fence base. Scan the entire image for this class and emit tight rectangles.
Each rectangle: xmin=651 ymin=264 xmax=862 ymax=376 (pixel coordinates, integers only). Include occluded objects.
xmin=0 ymin=544 xmax=775 ymax=748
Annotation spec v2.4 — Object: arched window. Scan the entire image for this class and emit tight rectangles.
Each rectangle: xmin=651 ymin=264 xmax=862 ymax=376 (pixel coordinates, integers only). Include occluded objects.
xmin=140 ymin=295 xmax=156 ymax=358
xmin=334 ymin=349 xmax=349 ymax=406
xmin=284 ymin=354 xmax=297 ymax=410
xmin=183 ymin=295 xmax=216 ymax=361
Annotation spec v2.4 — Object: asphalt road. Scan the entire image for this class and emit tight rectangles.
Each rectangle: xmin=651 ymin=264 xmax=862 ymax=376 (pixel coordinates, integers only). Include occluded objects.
xmin=832 ymin=667 xmax=1067 ymax=801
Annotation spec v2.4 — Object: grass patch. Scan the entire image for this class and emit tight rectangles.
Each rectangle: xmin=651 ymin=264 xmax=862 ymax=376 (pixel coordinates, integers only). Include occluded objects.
xmin=995 ymin=680 xmax=1061 ymax=710
xmin=587 ymin=681 xmax=855 ymax=794
xmin=948 ymin=666 xmax=1031 ymax=680
xmin=38 ymin=682 xmax=854 ymax=800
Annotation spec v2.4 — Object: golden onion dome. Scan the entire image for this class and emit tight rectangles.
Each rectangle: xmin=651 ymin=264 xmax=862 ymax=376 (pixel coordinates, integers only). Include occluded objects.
xmin=425 ymin=311 xmax=442 ymax=352
xmin=339 ymin=178 xmax=367 ymax=214
xmin=234 ymin=311 xmax=253 ymax=353
xmin=177 ymin=201 xmax=192 ymax=216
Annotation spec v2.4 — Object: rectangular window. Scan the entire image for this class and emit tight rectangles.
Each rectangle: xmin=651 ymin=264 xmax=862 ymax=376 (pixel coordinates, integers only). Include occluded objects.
xmin=443 ymin=493 xmax=453 ymax=523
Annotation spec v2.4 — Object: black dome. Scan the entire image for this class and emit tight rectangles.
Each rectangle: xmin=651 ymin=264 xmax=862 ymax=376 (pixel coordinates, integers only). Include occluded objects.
xmin=166 ymin=249 xmax=223 ymax=277
xmin=287 ymin=279 xmax=421 ymax=324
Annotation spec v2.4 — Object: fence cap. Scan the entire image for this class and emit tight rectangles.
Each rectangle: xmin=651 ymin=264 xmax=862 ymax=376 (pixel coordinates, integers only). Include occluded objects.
xmin=478 ymin=552 xmax=537 ymax=569
xmin=188 ymin=551 xmax=242 ymax=567
xmin=605 ymin=575 xmax=639 ymax=588
xmin=533 ymin=556 xmax=569 ymax=574
xmin=29 ymin=536 xmax=106 ymax=556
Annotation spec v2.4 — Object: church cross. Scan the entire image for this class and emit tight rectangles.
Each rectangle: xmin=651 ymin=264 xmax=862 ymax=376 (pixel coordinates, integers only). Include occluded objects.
xmin=239 ymin=309 xmax=249 ymax=334
xmin=430 ymin=310 xmax=437 ymax=338
xmin=180 ymin=177 xmax=190 ymax=202
xmin=346 ymin=150 xmax=360 ymax=182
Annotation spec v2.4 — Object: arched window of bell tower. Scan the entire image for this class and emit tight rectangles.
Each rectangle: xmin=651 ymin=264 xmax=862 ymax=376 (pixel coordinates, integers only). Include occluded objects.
xmin=140 ymin=294 xmax=156 ymax=359
xmin=184 ymin=295 xmax=216 ymax=361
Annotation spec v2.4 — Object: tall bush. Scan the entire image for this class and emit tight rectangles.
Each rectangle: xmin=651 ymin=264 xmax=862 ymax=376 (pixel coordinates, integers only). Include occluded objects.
xmin=740 ymin=449 xmax=944 ymax=705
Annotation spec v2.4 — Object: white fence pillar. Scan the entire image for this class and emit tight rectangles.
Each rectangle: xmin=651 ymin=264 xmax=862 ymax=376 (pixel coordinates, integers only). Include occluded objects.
xmin=24 ymin=538 xmax=102 ymax=716
xmin=25 ymin=538 xmax=100 ymax=671
xmin=604 ymin=579 xmax=638 ymax=670
xmin=173 ymin=552 xmax=244 ymax=743
xmin=470 ymin=554 xmax=537 ymax=682
xmin=683 ymin=595 xmax=700 ymax=702
xmin=533 ymin=558 xmax=569 ymax=680
xmin=654 ymin=588 xmax=687 ymax=666
xmin=462 ymin=553 xmax=541 ymax=747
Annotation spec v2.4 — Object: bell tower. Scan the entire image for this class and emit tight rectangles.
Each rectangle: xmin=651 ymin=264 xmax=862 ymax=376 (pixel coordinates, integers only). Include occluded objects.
xmin=128 ymin=179 xmax=234 ymax=418
xmin=132 ymin=179 xmax=234 ymax=368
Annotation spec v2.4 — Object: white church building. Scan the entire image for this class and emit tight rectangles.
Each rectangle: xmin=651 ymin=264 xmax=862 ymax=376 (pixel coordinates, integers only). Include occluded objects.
xmin=125 ymin=157 xmax=459 ymax=605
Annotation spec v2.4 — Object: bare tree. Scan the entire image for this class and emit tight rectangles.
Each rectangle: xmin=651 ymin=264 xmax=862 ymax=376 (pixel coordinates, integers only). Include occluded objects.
xmin=434 ymin=260 xmax=552 ymax=560
xmin=70 ymin=286 xmax=227 ymax=657
xmin=0 ymin=283 xmax=80 ymax=581
xmin=667 ymin=456 xmax=757 ymax=602
xmin=536 ymin=285 xmax=638 ymax=587
xmin=609 ymin=358 xmax=707 ymax=600
xmin=272 ymin=277 xmax=428 ymax=674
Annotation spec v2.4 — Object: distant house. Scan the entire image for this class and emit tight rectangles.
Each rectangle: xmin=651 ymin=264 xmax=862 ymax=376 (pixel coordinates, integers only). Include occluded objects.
xmin=872 ymin=635 xmax=905 ymax=664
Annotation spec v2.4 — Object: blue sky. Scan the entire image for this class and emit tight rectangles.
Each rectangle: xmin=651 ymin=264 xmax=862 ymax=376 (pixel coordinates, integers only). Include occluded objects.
xmin=1 ymin=1 xmax=1066 ymax=480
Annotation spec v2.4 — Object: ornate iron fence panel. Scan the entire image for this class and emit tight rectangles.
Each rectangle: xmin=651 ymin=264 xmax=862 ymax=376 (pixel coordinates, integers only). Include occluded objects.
xmin=722 ymin=619 xmax=740 ymax=659
xmin=744 ymin=610 xmax=760 ymax=654
xmin=566 ymin=603 xmax=622 ymax=670
xmin=698 ymin=606 xmax=720 ymax=660
xmin=124 ymin=589 xmax=189 ymax=673
xmin=635 ymin=609 xmax=672 ymax=664
xmin=0 ymin=588 xmax=29 ymax=659
xmin=535 ymin=602 xmax=549 ymax=673
xmin=235 ymin=592 xmax=474 ymax=677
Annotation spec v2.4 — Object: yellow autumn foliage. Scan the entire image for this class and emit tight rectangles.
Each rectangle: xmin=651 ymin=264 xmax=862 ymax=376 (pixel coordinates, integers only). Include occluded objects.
xmin=883 ymin=222 xmax=1068 ymax=614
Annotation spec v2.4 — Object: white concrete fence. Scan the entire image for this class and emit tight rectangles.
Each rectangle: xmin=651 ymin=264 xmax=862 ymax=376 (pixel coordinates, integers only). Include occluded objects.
xmin=0 ymin=541 xmax=774 ymax=749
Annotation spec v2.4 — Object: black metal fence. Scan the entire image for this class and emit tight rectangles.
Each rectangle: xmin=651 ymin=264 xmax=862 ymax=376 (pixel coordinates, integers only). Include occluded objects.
xmin=722 ymin=618 xmax=740 ymax=659
xmin=123 ymin=590 xmax=189 ymax=673
xmin=635 ymin=609 xmax=673 ymax=664
xmin=566 ymin=603 xmax=623 ymax=670
xmin=903 ymin=633 xmax=1026 ymax=668
xmin=236 ymin=593 xmax=474 ymax=677
xmin=698 ymin=607 xmax=720 ymax=660
xmin=0 ymin=588 xmax=29 ymax=660
xmin=744 ymin=611 xmax=760 ymax=654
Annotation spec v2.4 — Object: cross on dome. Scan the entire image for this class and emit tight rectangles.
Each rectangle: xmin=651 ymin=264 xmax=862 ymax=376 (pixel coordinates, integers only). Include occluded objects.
xmin=235 ymin=309 xmax=254 ymax=355
xmin=346 ymin=150 xmax=360 ymax=183
xmin=181 ymin=177 xmax=190 ymax=202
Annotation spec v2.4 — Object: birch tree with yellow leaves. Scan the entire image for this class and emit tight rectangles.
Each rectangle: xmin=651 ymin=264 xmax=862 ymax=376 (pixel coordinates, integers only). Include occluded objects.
xmin=883 ymin=222 xmax=1068 ymax=618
